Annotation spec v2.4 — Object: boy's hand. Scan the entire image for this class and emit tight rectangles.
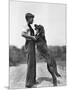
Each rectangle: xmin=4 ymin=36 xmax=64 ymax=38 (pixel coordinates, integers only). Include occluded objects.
xmin=21 ymin=32 xmax=27 ymax=37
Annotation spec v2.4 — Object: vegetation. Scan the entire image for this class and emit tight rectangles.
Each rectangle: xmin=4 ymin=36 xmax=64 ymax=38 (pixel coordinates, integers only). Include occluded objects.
xmin=9 ymin=45 xmax=66 ymax=66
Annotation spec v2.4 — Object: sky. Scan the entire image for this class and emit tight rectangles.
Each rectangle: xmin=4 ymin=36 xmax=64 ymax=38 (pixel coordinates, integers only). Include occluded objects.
xmin=10 ymin=0 xmax=66 ymax=48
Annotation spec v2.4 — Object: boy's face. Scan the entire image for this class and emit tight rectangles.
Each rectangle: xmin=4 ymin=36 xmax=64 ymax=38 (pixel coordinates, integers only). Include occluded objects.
xmin=27 ymin=17 xmax=34 ymax=24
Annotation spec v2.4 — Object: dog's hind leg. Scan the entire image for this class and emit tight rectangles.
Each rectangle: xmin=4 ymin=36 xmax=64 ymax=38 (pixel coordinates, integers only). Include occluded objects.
xmin=47 ymin=64 xmax=57 ymax=86
xmin=52 ymin=58 xmax=61 ymax=77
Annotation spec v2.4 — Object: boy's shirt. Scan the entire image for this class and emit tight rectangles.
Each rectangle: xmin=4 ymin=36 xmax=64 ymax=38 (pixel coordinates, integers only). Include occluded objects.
xmin=22 ymin=24 xmax=35 ymax=53
xmin=22 ymin=24 xmax=35 ymax=36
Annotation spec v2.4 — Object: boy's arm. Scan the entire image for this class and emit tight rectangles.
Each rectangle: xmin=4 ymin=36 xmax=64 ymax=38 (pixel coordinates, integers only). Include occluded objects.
xmin=22 ymin=32 xmax=37 ymax=41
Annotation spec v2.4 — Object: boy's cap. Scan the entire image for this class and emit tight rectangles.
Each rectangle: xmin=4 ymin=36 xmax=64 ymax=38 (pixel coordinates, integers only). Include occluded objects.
xmin=25 ymin=13 xmax=34 ymax=19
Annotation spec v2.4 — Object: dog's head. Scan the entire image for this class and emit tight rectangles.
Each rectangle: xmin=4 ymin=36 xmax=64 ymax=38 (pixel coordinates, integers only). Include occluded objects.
xmin=34 ymin=24 xmax=44 ymax=34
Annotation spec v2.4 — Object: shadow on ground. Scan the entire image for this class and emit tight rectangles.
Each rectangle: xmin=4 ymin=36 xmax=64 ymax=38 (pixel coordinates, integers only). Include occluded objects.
xmin=36 ymin=77 xmax=60 ymax=84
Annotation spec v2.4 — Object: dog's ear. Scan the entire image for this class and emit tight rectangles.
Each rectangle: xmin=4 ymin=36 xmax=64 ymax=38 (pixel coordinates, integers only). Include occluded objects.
xmin=38 ymin=25 xmax=44 ymax=30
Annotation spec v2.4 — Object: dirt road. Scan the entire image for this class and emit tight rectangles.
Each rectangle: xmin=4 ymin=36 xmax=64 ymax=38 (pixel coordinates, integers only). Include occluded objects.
xmin=10 ymin=62 xmax=66 ymax=89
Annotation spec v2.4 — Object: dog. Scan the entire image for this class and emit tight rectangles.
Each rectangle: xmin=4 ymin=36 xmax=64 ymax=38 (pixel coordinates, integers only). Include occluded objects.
xmin=34 ymin=24 xmax=61 ymax=86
